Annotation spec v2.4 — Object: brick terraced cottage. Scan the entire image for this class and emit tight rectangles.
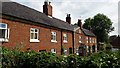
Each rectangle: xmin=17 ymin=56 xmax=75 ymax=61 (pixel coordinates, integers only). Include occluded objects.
xmin=72 ymin=19 xmax=97 ymax=56
xmin=0 ymin=1 xmax=97 ymax=55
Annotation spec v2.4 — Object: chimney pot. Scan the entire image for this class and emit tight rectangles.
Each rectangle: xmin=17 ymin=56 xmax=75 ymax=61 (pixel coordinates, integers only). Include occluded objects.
xmin=43 ymin=1 xmax=52 ymax=16
xmin=78 ymin=19 xmax=82 ymax=28
xmin=66 ymin=14 xmax=71 ymax=24
xmin=49 ymin=2 xmax=51 ymax=4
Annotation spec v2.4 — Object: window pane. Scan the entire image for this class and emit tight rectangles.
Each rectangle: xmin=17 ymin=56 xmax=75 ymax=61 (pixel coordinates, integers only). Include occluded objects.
xmin=31 ymin=33 xmax=34 ymax=39
xmin=30 ymin=28 xmax=39 ymax=40
xmin=31 ymin=29 xmax=34 ymax=33
xmin=51 ymin=49 xmax=56 ymax=53
xmin=63 ymin=34 xmax=67 ymax=41
xmin=0 ymin=29 xmax=5 ymax=38
xmin=35 ymin=29 xmax=38 ymax=32
xmin=0 ymin=23 xmax=7 ymax=28
xmin=35 ymin=33 xmax=38 ymax=39
xmin=51 ymin=32 xmax=56 ymax=41
xmin=53 ymin=35 xmax=56 ymax=40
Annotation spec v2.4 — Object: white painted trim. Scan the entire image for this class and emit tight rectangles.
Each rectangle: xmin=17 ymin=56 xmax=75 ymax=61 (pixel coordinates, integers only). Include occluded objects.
xmin=63 ymin=40 xmax=68 ymax=43
xmin=74 ymin=27 xmax=80 ymax=32
xmin=51 ymin=49 xmax=56 ymax=53
xmin=0 ymin=38 xmax=8 ymax=42
xmin=79 ymin=41 xmax=82 ymax=43
xmin=51 ymin=40 xmax=57 ymax=43
xmin=30 ymin=39 xmax=40 ymax=42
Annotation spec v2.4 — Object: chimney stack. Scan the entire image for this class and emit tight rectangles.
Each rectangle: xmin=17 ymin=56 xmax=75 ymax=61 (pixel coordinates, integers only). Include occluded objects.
xmin=43 ymin=1 xmax=52 ymax=16
xmin=66 ymin=14 xmax=71 ymax=24
xmin=77 ymin=19 xmax=82 ymax=28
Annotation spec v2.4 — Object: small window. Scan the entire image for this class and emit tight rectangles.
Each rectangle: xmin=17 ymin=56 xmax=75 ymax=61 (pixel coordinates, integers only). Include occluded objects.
xmin=86 ymin=46 xmax=89 ymax=52
xmin=79 ymin=36 xmax=82 ymax=43
xmin=0 ymin=23 xmax=9 ymax=42
xmin=51 ymin=31 xmax=57 ymax=42
xmin=69 ymin=48 xmax=72 ymax=54
xmin=92 ymin=38 xmax=94 ymax=43
xmin=76 ymin=48 xmax=79 ymax=55
xmin=63 ymin=34 xmax=67 ymax=43
xmin=79 ymin=30 xmax=81 ymax=33
xmin=64 ymin=49 xmax=68 ymax=55
xmin=39 ymin=50 xmax=46 ymax=52
xmin=30 ymin=28 xmax=39 ymax=42
xmin=90 ymin=38 xmax=92 ymax=43
xmin=51 ymin=49 xmax=56 ymax=53
xmin=86 ymin=37 xmax=88 ymax=43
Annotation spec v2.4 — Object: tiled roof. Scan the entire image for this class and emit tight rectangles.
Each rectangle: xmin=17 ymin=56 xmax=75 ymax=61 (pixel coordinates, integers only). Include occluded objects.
xmin=1 ymin=2 xmax=95 ymax=37
xmin=1 ymin=2 xmax=74 ymax=31
xmin=72 ymin=25 xmax=95 ymax=37
xmin=82 ymin=28 xmax=95 ymax=37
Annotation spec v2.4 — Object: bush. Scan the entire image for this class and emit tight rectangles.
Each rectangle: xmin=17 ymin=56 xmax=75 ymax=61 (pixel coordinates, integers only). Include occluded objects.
xmin=1 ymin=47 xmax=120 ymax=68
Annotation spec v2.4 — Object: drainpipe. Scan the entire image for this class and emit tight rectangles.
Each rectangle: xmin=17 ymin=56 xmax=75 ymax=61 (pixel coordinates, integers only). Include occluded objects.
xmin=0 ymin=41 xmax=2 ymax=68
xmin=61 ymin=30 xmax=63 ymax=55
xmin=72 ymin=32 xmax=74 ymax=54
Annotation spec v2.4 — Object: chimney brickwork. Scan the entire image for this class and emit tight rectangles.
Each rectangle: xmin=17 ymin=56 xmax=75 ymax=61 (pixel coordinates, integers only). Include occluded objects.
xmin=66 ymin=14 xmax=71 ymax=24
xmin=43 ymin=1 xmax=52 ymax=16
xmin=77 ymin=19 xmax=82 ymax=28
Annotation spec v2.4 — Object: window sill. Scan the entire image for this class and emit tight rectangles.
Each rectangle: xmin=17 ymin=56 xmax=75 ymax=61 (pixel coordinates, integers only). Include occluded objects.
xmin=30 ymin=39 xmax=40 ymax=42
xmin=51 ymin=52 xmax=56 ymax=53
xmin=0 ymin=38 xmax=9 ymax=42
xmin=79 ymin=41 xmax=82 ymax=43
xmin=63 ymin=40 xmax=68 ymax=43
xmin=51 ymin=40 xmax=57 ymax=43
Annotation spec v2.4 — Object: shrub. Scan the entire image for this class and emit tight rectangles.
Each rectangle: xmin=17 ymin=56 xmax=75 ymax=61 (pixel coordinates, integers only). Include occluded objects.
xmin=1 ymin=47 xmax=120 ymax=68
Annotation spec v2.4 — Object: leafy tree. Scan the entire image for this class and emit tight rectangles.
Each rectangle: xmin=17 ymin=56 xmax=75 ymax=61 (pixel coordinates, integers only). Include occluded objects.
xmin=83 ymin=13 xmax=114 ymax=43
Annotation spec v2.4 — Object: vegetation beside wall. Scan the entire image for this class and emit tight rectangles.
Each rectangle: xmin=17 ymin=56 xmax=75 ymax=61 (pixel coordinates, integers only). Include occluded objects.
xmin=1 ymin=47 xmax=120 ymax=68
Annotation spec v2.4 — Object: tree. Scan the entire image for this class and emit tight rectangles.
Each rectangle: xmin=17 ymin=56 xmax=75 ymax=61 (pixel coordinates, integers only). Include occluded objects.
xmin=83 ymin=13 xmax=114 ymax=43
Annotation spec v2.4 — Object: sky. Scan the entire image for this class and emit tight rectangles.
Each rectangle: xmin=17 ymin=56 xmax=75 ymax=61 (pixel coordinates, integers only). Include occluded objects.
xmin=5 ymin=0 xmax=120 ymax=36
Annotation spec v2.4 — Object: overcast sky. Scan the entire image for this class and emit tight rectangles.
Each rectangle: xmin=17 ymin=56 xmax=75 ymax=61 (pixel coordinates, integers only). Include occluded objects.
xmin=9 ymin=0 xmax=119 ymax=36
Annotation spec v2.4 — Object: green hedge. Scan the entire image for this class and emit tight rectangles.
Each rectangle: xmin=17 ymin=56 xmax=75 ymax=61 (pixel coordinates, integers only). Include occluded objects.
xmin=1 ymin=47 xmax=120 ymax=68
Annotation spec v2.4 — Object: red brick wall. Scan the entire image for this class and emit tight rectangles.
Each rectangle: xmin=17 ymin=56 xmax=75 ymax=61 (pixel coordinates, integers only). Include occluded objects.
xmin=1 ymin=18 xmax=73 ymax=55
xmin=1 ymin=17 xmax=97 ymax=55
xmin=74 ymin=29 xmax=85 ymax=53
xmin=62 ymin=31 xmax=73 ymax=54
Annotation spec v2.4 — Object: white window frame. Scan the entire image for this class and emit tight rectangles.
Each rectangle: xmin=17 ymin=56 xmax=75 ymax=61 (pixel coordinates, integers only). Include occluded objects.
xmin=79 ymin=36 xmax=82 ymax=43
xmin=76 ymin=48 xmax=79 ymax=55
xmin=51 ymin=31 xmax=57 ymax=43
xmin=51 ymin=49 xmax=56 ymax=53
xmin=30 ymin=28 xmax=39 ymax=42
xmin=64 ymin=49 xmax=68 ymax=55
xmin=0 ymin=23 xmax=9 ymax=42
xmin=63 ymin=34 xmax=67 ymax=43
